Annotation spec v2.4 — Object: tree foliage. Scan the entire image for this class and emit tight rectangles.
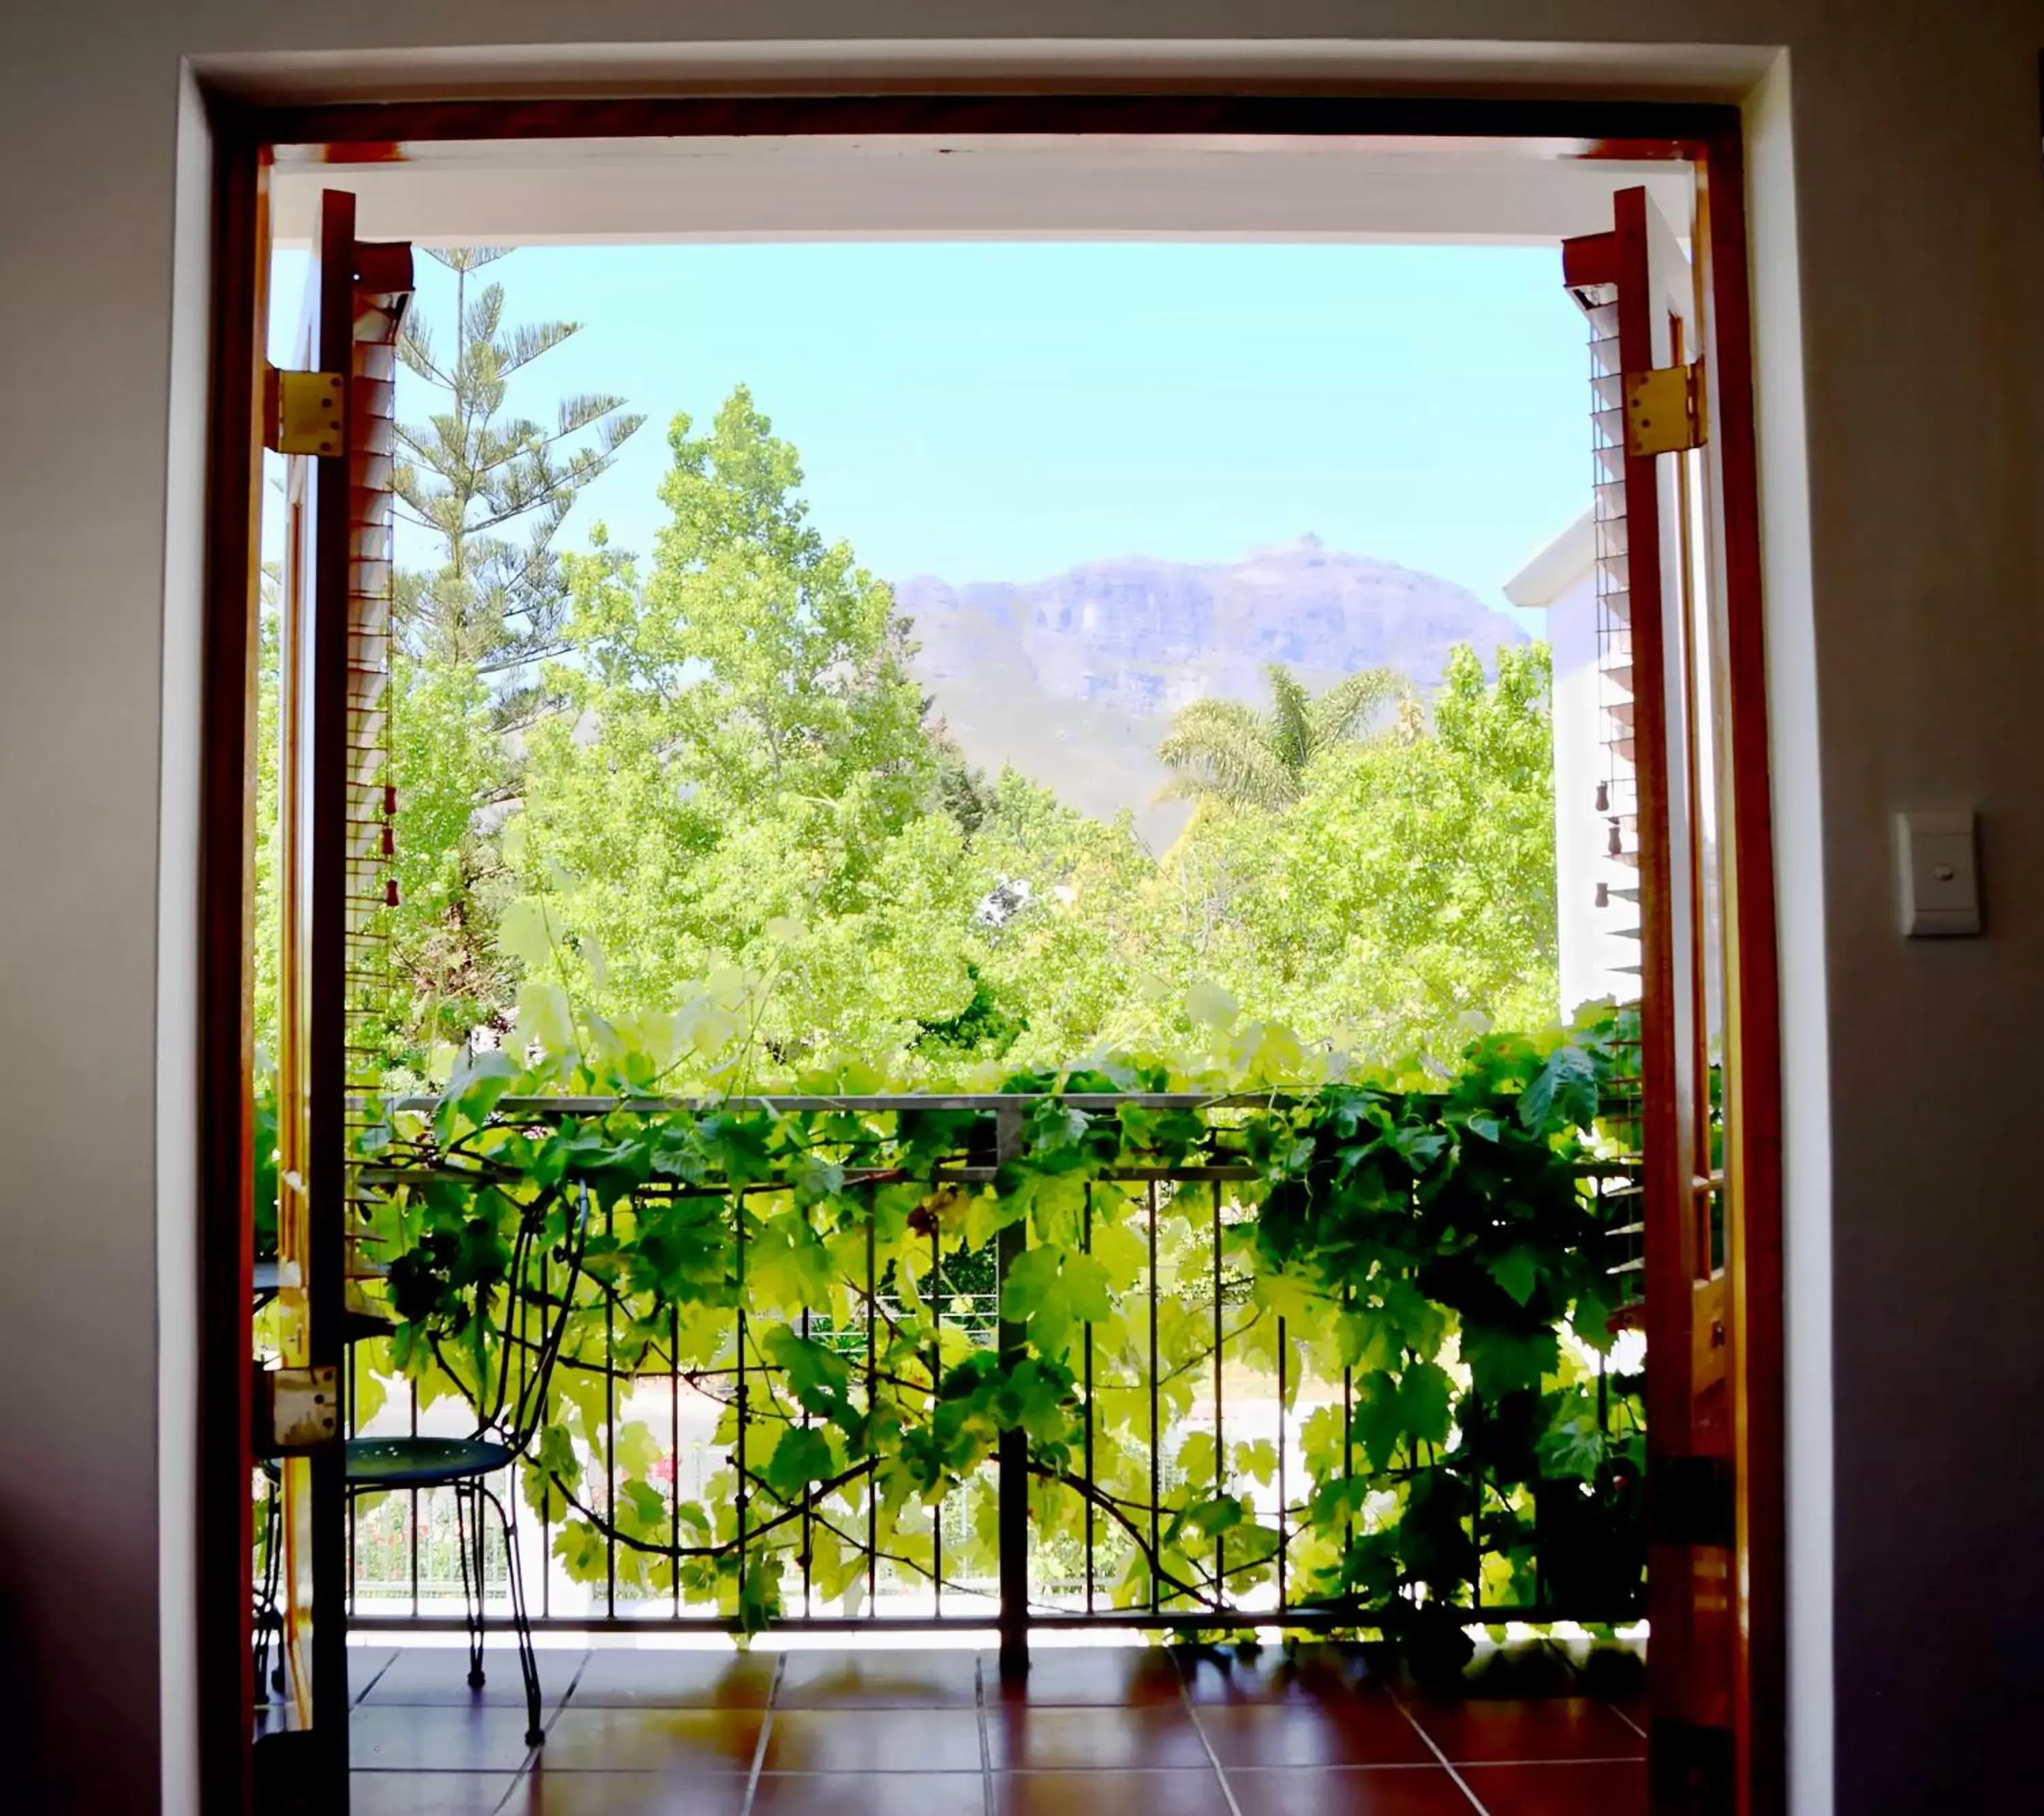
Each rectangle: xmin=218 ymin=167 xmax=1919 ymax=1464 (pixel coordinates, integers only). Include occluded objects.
xmin=394 ymin=247 xmax=645 ymax=721
xmin=256 ymin=258 xmax=1557 ymax=1084
xmin=491 ymin=391 xmax=1558 ymax=1076
xmin=507 ymin=391 xmax=965 ymax=1059
xmin=1159 ymin=663 xmax=1406 ymax=810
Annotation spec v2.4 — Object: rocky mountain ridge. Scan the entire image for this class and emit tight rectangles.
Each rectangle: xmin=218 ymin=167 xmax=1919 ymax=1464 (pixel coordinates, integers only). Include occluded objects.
xmin=895 ymin=537 xmax=1528 ymax=846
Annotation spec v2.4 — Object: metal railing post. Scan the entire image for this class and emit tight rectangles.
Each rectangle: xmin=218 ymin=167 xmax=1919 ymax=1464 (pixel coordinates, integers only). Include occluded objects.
xmin=994 ymin=1102 xmax=1029 ymax=1682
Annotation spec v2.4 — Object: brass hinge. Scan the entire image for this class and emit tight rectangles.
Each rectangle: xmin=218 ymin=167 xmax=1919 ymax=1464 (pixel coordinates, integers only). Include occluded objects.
xmin=257 ymin=1363 xmax=341 ymax=1455
xmin=1624 ymin=360 xmax=1707 ymax=456
xmin=263 ymin=366 xmax=345 ymax=456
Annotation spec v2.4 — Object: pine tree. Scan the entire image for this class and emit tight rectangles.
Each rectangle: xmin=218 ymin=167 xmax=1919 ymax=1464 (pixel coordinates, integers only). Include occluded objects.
xmin=382 ymin=247 xmax=643 ymax=1062
xmin=392 ymin=246 xmax=645 ymax=729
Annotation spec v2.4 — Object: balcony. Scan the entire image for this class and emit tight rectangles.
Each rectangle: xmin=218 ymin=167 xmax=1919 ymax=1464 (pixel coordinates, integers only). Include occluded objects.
xmin=260 ymin=1018 xmax=1648 ymax=1809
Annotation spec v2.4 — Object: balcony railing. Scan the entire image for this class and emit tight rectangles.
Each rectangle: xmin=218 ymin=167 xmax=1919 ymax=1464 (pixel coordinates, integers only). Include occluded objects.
xmin=337 ymin=1089 xmax=1646 ymax=1659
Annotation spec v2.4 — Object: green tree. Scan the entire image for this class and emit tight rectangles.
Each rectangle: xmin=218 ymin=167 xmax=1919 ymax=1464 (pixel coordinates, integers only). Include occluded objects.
xmin=1158 ymin=663 xmax=1405 ymax=809
xmin=636 ymin=386 xmax=930 ymax=812
xmin=1142 ymin=642 xmax=1558 ymax=1059
xmin=508 ymin=390 xmax=980 ymax=1060
xmin=445 ymin=382 xmax=1555 ymax=1078
xmin=252 ymin=595 xmax=281 ymax=1058
xmin=946 ymin=643 xmax=1555 ymax=1070
xmin=386 ymin=650 xmax=516 ymax=1061
xmin=393 ymin=247 xmax=644 ymax=727
xmin=958 ymin=770 xmax=1157 ymax=1065
xmin=373 ymin=249 xmax=644 ymax=1064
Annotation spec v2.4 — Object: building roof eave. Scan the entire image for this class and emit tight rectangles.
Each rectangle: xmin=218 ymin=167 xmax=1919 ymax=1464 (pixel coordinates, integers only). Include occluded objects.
xmin=1502 ymin=505 xmax=1597 ymax=608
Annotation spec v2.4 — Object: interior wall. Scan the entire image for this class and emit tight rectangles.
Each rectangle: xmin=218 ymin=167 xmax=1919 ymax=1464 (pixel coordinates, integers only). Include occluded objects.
xmin=155 ymin=61 xmax=213 ymax=1816
xmin=3 ymin=7 xmax=2043 ymax=1814
xmin=1770 ymin=16 xmax=2044 ymax=1813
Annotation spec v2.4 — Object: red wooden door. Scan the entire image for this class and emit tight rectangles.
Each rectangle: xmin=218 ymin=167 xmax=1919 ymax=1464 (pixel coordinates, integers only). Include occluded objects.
xmin=1565 ymin=185 xmax=1737 ymax=1812
xmin=266 ymin=188 xmax=411 ymax=1809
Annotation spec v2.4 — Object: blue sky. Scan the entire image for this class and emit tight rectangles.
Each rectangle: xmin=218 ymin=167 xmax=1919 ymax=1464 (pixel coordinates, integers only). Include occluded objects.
xmin=272 ymin=241 xmax=1589 ymax=614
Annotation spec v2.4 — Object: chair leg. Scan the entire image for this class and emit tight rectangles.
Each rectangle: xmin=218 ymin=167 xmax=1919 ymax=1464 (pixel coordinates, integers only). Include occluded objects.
xmin=481 ymin=1483 xmax=544 ymax=1747
xmin=454 ymin=1484 xmax=486 ymax=1690
xmin=255 ymin=1474 xmax=285 ymax=1699
xmin=251 ymin=1488 xmax=270 ymax=1697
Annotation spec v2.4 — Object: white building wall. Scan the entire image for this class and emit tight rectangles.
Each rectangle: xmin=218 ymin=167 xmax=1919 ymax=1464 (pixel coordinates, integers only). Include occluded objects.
xmin=1507 ymin=510 xmax=1643 ymax=1018
xmin=1546 ymin=567 xmax=1613 ymax=1014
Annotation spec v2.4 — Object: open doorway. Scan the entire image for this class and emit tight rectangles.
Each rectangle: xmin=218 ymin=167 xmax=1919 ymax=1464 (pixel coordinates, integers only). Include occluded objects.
xmin=206 ymin=99 xmax=1782 ymax=1816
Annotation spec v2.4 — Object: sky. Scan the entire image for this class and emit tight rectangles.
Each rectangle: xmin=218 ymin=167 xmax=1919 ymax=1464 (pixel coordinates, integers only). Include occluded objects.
xmin=270 ymin=240 xmax=1592 ymax=616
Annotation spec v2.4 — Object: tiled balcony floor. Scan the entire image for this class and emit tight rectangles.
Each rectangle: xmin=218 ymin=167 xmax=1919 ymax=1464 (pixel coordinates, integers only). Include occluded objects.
xmin=343 ymin=1643 xmax=1647 ymax=1815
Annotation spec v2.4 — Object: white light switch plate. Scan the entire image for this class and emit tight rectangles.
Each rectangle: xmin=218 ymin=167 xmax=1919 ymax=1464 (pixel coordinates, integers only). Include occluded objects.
xmin=1896 ymin=809 xmax=1980 ymax=937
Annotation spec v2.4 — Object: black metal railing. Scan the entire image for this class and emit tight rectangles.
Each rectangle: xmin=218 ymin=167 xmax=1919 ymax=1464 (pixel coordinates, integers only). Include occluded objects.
xmin=341 ymin=1093 xmax=1645 ymax=1659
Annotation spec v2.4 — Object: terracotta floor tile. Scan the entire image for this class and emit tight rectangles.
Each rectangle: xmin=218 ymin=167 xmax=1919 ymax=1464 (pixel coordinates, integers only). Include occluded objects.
xmin=1226 ymin=1765 xmax=1478 ymax=1816
xmin=986 ymin=1703 xmax=1210 ymax=1771
xmin=349 ymin=1704 xmax=541 ymax=1774
xmin=989 ymin=1642 xmax=1186 ymax=1700
xmin=995 ymin=1768 xmax=1234 ymax=1816
xmin=763 ymin=1707 xmax=987 ymax=1773
xmin=752 ymin=1772 xmax=989 ymax=1815
xmin=1575 ymin=1648 xmax=1650 ymax=1709
xmin=1452 ymin=1644 xmax=1595 ymax=1703
xmin=1177 ymin=1644 xmax=1373 ymax=1705
xmin=1458 ymin=1759 xmax=1649 ymax=1816
xmin=1403 ymin=1697 xmax=1645 ymax=1764
xmin=348 ymin=1770 xmax=521 ymax=1815
xmin=1194 ymin=1697 xmax=1435 ymax=1768
xmin=773 ymin=1647 xmax=982 ymax=1707
xmin=361 ymin=1644 xmax=582 ymax=1708
xmin=337 ymin=1661 xmax=1654 ymax=1816
xmin=566 ymin=1648 xmax=777 ymax=1708
xmin=508 ymin=1769 xmax=754 ymax=1815
xmin=992 ymin=1647 xmax=1185 ymax=1706
xmin=542 ymin=1705 xmax=764 ymax=1772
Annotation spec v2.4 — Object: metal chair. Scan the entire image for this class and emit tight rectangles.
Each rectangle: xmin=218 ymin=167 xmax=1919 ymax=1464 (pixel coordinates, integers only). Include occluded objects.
xmin=252 ymin=1463 xmax=285 ymax=1699
xmin=346 ymin=1185 xmax=591 ymax=1747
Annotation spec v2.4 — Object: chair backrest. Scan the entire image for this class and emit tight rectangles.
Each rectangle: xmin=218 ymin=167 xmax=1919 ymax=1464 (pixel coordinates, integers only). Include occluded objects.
xmin=431 ymin=1182 xmax=593 ymax=1457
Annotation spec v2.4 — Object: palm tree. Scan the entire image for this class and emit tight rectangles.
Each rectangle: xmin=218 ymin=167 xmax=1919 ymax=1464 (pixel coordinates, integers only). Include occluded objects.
xmin=1158 ymin=663 xmax=1407 ymax=810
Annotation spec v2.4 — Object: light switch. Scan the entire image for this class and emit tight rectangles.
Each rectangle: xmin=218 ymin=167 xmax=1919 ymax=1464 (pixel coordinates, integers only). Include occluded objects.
xmin=1896 ymin=810 xmax=1980 ymax=937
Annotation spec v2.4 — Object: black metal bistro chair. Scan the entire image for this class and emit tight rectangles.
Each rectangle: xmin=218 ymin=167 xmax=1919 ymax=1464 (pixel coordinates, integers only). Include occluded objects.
xmin=345 ymin=1185 xmax=591 ymax=1747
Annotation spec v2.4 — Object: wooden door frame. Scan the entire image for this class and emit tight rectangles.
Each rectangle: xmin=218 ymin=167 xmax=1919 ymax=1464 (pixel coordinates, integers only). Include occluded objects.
xmin=196 ymin=106 xmax=266 ymax=1816
xmin=195 ymin=85 xmax=1783 ymax=1816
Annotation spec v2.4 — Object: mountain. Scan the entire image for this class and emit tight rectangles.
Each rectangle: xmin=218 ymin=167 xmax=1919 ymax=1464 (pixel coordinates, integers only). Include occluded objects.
xmin=895 ymin=537 xmax=1528 ymax=847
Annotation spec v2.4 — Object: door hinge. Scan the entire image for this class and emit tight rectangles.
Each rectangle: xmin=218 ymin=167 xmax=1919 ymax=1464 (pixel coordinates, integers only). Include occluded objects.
xmin=1624 ymin=360 xmax=1707 ymax=455
xmin=263 ymin=366 xmax=345 ymax=456
xmin=1647 ymin=1452 xmax=1735 ymax=1548
xmin=257 ymin=1363 xmax=341 ymax=1455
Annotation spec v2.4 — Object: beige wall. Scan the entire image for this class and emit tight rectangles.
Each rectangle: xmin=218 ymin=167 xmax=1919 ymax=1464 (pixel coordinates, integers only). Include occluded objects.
xmin=3 ymin=5 xmax=2042 ymax=1811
